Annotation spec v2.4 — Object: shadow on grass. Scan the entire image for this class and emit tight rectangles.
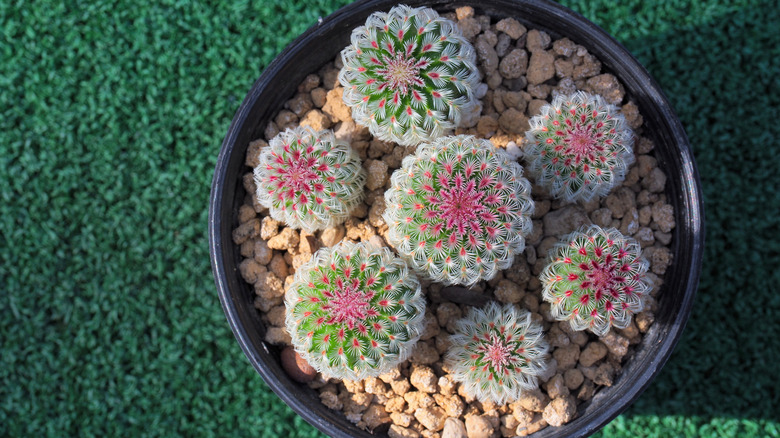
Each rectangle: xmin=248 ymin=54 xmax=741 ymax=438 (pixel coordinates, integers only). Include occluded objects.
xmin=588 ymin=1 xmax=780 ymax=434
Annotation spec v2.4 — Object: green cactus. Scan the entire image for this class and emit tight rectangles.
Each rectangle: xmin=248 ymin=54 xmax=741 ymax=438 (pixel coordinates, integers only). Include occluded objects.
xmin=339 ymin=4 xmax=480 ymax=146
xmin=285 ymin=241 xmax=426 ymax=380
xmin=254 ymin=126 xmax=365 ymax=232
xmin=540 ymin=225 xmax=652 ymax=336
xmin=383 ymin=135 xmax=534 ymax=286
xmin=525 ymin=91 xmax=634 ymax=202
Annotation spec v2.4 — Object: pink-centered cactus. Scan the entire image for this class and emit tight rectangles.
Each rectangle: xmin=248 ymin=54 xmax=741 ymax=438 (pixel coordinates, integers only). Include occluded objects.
xmin=540 ymin=225 xmax=652 ymax=336
xmin=339 ymin=4 xmax=480 ymax=146
xmin=383 ymin=135 xmax=534 ymax=286
xmin=285 ymin=241 xmax=425 ymax=380
xmin=525 ymin=91 xmax=634 ymax=202
xmin=254 ymin=126 xmax=365 ymax=232
xmin=446 ymin=302 xmax=549 ymax=405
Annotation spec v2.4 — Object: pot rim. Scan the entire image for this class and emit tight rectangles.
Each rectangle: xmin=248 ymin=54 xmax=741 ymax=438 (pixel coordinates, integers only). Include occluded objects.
xmin=209 ymin=1 xmax=704 ymax=437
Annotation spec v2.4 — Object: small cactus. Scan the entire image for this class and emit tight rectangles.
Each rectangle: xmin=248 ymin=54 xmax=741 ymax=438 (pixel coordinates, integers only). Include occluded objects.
xmin=446 ymin=302 xmax=549 ymax=405
xmin=540 ymin=225 xmax=652 ymax=336
xmin=339 ymin=4 xmax=480 ymax=146
xmin=525 ymin=91 xmax=634 ymax=202
xmin=254 ymin=126 xmax=366 ymax=232
xmin=383 ymin=135 xmax=534 ymax=286
xmin=285 ymin=241 xmax=425 ymax=380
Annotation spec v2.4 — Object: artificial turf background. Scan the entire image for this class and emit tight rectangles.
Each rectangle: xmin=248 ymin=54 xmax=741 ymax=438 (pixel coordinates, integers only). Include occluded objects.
xmin=1 ymin=0 xmax=778 ymax=436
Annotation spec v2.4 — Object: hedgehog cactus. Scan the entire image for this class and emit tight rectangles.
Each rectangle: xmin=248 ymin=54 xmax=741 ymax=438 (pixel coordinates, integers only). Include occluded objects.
xmin=540 ymin=225 xmax=652 ymax=336
xmin=253 ymin=126 xmax=366 ymax=232
xmin=446 ymin=302 xmax=549 ymax=405
xmin=383 ymin=135 xmax=534 ymax=286
xmin=525 ymin=91 xmax=634 ymax=202
xmin=285 ymin=241 xmax=426 ymax=380
xmin=338 ymin=4 xmax=480 ymax=146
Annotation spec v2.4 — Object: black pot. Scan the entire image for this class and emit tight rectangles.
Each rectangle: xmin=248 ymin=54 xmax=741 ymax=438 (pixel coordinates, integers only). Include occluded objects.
xmin=209 ymin=0 xmax=704 ymax=436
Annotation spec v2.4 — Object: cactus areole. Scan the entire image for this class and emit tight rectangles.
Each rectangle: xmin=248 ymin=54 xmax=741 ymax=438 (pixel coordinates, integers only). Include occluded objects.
xmin=339 ymin=4 xmax=480 ymax=146
xmin=285 ymin=241 xmax=425 ymax=380
xmin=384 ymin=135 xmax=534 ymax=286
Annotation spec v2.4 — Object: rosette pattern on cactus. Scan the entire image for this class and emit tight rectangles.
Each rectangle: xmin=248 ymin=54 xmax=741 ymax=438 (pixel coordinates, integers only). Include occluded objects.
xmin=285 ymin=241 xmax=425 ymax=380
xmin=339 ymin=4 xmax=480 ymax=146
xmin=254 ymin=126 xmax=366 ymax=232
xmin=540 ymin=225 xmax=652 ymax=336
xmin=525 ymin=91 xmax=634 ymax=202
xmin=446 ymin=302 xmax=549 ymax=405
xmin=383 ymin=135 xmax=534 ymax=286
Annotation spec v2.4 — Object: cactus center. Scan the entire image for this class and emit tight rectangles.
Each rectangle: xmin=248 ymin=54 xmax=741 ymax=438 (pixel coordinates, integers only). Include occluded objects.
xmin=437 ymin=176 xmax=485 ymax=237
xmin=483 ymin=334 xmax=513 ymax=374
xmin=279 ymin=158 xmax=317 ymax=192
xmin=280 ymin=157 xmax=318 ymax=193
xmin=377 ymin=52 xmax=423 ymax=94
xmin=324 ymin=279 xmax=371 ymax=330
xmin=587 ymin=262 xmax=618 ymax=291
xmin=565 ymin=124 xmax=599 ymax=160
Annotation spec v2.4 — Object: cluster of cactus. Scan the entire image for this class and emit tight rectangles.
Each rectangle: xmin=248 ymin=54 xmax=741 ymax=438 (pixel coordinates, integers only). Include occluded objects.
xmin=383 ymin=135 xmax=534 ymax=286
xmin=285 ymin=241 xmax=426 ymax=380
xmin=540 ymin=225 xmax=652 ymax=336
xmin=339 ymin=4 xmax=480 ymax=146
xmin=254 ymin=126 xmax=366 ymax=232
xmin=446 ymin=302 xmax=549 ymax=404
xmin=525 ymin=91 xmax=634 ymax=202
xmin=245 ymin=3 xmax=662 ymax=405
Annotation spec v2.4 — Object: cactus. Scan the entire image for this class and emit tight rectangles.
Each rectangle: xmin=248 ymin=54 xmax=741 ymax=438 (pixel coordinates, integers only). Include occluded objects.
xmin=446 ymin=302 xmax=549 ymax=405
xmin=339 ymin=4 xmax=480 ymax=146
xmin=525 ymin=91 xmax=634 ymax=202
xmin=383 ymin=135 xmax=534 ymax=286
xmin=540 ymin=225 xmax=652 ymax=336
xmin=254 ymin=126 xmax=366 ymax=233
xmin=285 ymin=241 xmax=426 ymax=380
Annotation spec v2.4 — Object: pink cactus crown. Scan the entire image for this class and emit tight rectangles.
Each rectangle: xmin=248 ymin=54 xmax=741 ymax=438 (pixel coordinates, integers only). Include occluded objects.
xmin=339 ymin=4 xmax=480 ymax=146
xmin=446 ymin=302 xmax=549 ymax=404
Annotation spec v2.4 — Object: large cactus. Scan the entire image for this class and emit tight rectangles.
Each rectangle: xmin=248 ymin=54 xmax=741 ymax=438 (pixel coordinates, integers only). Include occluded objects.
xmin=383 ymin=135 xmax=534 ymax=286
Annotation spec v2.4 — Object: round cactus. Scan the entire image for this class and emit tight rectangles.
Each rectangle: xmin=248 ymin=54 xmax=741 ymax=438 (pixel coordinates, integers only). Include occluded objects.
xmin=446 ymin=302 xmax=549 ymax=405
xmin=383 ymin=135 xmax=534 ymax=286
xmin=525 ymin=91 xmax=634 ymax=202
xmin=253 ymin=126 xmax=366 ymax=232
xmin=338 ymin=4 xmax=480 ymax=146
xmin=285 ymin=241 xmax=426 ymax=380
xmin=540 ymin=225 xmax=652 ymax=336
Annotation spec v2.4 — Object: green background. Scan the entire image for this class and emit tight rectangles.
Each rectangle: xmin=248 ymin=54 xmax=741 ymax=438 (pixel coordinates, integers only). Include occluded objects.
xmin=1 ymin=0 xmax=778 ymax=436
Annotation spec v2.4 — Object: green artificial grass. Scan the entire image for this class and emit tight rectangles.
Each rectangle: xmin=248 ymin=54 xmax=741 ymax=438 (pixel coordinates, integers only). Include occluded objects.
xmin=1 ymin=0 xmax=778 ymax=437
